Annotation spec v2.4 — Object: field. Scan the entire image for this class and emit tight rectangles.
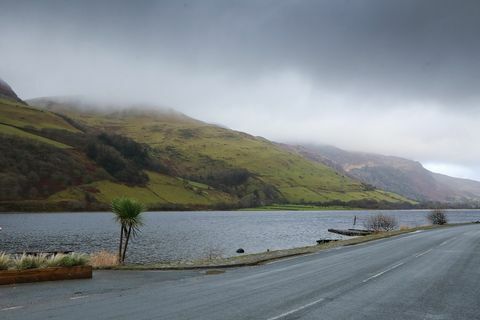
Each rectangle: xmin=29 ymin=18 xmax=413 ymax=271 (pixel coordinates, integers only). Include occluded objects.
xmin=48 ymin=172 xmax=236 ymax=208
xmin=0 ymin=123 xmax=71 ymax=148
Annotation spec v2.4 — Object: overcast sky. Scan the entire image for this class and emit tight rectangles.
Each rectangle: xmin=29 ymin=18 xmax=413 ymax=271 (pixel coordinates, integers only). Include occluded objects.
xmin=1 ymin=0 xmax=480 ymax=180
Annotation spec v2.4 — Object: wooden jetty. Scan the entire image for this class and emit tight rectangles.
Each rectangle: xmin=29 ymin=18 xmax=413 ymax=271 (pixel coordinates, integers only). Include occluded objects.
xmin=15 ymin=250 xmax=73 ymax=256
xmin=316 ymin=239 xmax=339 ymax=245
xmin=327 ymin=228 xmax=374 ymax=236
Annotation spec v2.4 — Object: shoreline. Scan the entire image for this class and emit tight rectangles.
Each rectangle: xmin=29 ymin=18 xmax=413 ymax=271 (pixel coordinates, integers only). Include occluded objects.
xmin=3 ymin=208 xmax=480 ymax=215
xmin=102 ymin=223 xmax=475 ymax=271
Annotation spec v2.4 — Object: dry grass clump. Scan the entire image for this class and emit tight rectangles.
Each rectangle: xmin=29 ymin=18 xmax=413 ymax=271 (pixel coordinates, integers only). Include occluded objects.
xmin=89 ymin=251 xmax=118 ymax=267
xmin=46 ymin=253 xmax=89 ymax=268
xmin=399 ymin=225 xmax=411 ymax=231
xmin=0 ymin=252 xmax=11 ymax=270
xmin=0 ymin=252 xmax=89 ymax=270
xmin=15 ymin=253 xmax=49 ymax=270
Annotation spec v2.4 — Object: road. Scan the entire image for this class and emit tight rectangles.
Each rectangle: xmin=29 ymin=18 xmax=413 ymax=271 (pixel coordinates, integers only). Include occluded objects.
xmin=1 ymin=224 xmax=480 ymax=319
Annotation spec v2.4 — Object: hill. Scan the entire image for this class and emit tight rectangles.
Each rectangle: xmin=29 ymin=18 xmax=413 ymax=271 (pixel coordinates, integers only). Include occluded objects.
xmin=0 ymin=77 xmax=412 ymax=211
xmin=0 ymin=79 xmax=413 ymax=211
xmin=0 ymin=96 xmax=237 ymax=211
xmin=0 ymin=78 xmax=23 ymax=103
xmin=292 ymin=144 xmax=480 ymax=204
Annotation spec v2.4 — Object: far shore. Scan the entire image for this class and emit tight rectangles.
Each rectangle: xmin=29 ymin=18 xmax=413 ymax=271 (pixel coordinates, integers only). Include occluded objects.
xmin=0 ymin=203 xmax=480 ymax=215
xmin=239 ymin=204 xmax=360 ymax=211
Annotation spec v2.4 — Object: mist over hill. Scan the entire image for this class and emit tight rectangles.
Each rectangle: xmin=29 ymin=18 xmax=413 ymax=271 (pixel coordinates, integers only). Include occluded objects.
xmin=28 ymin=96 xmax=199 ymax=123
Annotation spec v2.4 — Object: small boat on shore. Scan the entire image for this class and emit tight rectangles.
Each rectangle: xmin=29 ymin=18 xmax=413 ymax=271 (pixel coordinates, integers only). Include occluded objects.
xmin=328 ymin=228 xmax=374 ymax=236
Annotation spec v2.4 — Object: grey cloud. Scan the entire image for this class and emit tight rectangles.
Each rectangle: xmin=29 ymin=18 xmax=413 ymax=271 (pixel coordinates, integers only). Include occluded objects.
xmin=1 ymin=0 xmax=479 ymax=178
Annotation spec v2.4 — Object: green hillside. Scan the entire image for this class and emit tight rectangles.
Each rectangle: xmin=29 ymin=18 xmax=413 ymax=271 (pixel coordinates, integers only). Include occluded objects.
xmin=13 ymin=97 xmax=413 ymax=211
xmin=0 ymin=91 xmax=414 ymax=211
xmin=0 ymin=97 xmax=240 ymax=211
xmin=0 ymin=98 xmax=79 ymax=132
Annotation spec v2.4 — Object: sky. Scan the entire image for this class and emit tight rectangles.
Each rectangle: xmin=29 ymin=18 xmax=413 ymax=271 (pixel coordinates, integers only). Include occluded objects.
xmin=1 ymin=0 xmax=480 ymax=180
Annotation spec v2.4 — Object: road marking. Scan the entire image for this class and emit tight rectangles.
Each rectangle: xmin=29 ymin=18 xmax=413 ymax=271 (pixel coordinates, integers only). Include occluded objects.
xmin=403 ymin=230 xmax=424 ymax=238
xmin=266 ymin=298 xmax=325 ymax=320
xmin=439 ymin=237 xmax=456 ymax=247
xmin=266 ymin=254 xmax=313 ymax=265
xmin=414 ymin=249 xmax=433 ymax=258
xmin=362 ymin=262 xmax=405 ymax=283
xmin=1 ymin=306 xmax=24 ymax=311
xmin=70 ymin=295 xmax=89 ymax=300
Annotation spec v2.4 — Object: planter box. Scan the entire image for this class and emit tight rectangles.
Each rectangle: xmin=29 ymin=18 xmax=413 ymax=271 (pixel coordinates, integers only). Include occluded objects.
xmin=0 ymin=265 xmax=92 ymax=285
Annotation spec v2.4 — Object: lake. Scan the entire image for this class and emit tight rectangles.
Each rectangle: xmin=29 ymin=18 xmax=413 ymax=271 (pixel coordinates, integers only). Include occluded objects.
xmin=1 ymin=210 xmax=480 ymax=263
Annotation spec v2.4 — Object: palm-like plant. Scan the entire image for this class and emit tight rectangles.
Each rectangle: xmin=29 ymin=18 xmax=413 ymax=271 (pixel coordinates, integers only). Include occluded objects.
xmin=112 ymin=197 xmax=145 ymax=263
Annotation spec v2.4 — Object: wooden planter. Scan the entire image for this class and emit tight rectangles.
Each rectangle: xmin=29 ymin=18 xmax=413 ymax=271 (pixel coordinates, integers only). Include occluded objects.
xmin=0 ymin=265 xmax=92 ymax=285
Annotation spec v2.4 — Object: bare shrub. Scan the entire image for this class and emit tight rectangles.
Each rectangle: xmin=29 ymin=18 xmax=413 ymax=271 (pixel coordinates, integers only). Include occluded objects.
xmin=364 ymin=214 xmax=398 ymax=232
xmin=427 ymin=209 xmax=448 ymax=225
xmin=89 ymin=251 xmax=119 ymax=267
xmin=47 ymin=253 xmax=89 ymax=267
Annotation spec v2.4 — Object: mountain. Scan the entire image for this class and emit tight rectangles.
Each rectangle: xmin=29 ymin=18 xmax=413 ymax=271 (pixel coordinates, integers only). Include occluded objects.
xmin=18 ymin=98 xmax=411 ymax=211
xmin=0 ymin=94 xmax=235 ymax=211
xmin=0 ymin=79 xmax=412 ymax=211
xmin=7 ymin=77 xmax=479 ymax=211
xmin=292 ymin=144 xmax=480 ymax=204
xmin=431 ymin=173 xmax=480 ymax=202
xmin=0 ymin=78 xmax=23 ymax=103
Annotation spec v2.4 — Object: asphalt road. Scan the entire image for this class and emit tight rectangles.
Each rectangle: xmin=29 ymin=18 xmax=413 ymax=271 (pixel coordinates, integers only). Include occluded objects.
xmin=1 ymin=224 xmax=480 ymax=320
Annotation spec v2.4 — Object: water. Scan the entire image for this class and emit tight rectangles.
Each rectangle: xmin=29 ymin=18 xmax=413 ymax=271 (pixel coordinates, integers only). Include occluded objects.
xmin=1 ymin=210 xmax=479 ymax=263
